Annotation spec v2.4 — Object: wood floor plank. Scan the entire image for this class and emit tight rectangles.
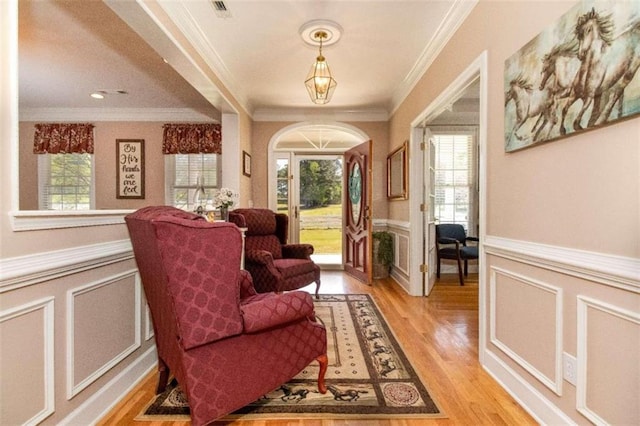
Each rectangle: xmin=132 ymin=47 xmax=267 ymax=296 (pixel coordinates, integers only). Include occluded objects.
xmin=97 ymin=272 xmax=536 ymax=426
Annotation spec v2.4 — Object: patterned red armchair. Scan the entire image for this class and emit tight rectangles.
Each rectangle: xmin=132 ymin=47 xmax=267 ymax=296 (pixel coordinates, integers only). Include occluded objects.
xmin=229 ymin=208 xmax=321 ymax=297
xmin=126 ymin=206 xmax=327 ymax=426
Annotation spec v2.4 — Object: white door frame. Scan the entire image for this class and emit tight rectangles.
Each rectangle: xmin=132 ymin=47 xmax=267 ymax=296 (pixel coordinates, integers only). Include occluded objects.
xmin=408 ymin=50 xmax=488 ymax=357
xmin=409 ymin=51 xmax=487 ymax=294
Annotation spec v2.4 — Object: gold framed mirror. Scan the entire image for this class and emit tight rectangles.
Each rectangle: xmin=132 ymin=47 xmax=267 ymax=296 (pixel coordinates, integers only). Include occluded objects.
xmin=387 ymin=140 xmax=408 ymax=200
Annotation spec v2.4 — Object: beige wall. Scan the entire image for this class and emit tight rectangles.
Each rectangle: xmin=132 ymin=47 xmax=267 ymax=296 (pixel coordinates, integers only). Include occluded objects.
xmin=238 ymin=113 xmax=254 ymax=207
xmin=387 ymin=1 xmax=639 ymax=424
xmin=250 ymin=121 xmax=389 ymax=219
xmin=392 ymin=0 xmax=639 ymax=257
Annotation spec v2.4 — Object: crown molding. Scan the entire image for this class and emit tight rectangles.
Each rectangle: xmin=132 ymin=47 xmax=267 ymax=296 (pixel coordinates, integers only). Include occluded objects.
xmin=19 ymin=108 xmax=218 ymax=122
xmin=252 ymin=108 xmax=389 ymax=122
xmin=156 ymin=1 xmax=250 ymax=111
xmin=390 ymin=0 xmax=479 ymax=115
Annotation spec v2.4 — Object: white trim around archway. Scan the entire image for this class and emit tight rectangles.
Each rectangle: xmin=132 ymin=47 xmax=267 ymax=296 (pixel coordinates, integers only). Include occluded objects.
xmin=267 ymin=121 xmax=370 ymax=210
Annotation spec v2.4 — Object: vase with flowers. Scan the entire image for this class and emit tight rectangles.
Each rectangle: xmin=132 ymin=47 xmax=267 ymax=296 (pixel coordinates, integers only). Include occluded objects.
xmin=214 ymin=187 xmax=238 ymax=221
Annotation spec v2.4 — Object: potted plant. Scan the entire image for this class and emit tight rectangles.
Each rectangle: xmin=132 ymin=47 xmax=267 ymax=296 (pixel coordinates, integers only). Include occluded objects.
xmin=372 ymin=231 xmax=394 ymax=279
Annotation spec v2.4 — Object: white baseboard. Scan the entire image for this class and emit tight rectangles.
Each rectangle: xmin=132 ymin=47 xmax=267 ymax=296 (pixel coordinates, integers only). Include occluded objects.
xmin=59 ymin=346 xmax=157 ymax=426
xmin=482 ymin=349 xmax=577 ymax=426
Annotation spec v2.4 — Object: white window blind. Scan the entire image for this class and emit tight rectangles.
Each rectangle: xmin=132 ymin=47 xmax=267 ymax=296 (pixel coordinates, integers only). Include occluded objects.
xmin=38 ymin=153 xmax=94 ymax=210
xmin=433 ymin=130 xmax=477 ymax=235
xmin=165 ymin=153 xmax=219 ymax=210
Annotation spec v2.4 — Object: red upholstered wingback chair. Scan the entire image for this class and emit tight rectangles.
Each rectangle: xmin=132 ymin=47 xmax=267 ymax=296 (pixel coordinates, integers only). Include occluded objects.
xmin=229 ymin=208 xmax=321 ymax=297
xmin=125 ymin=206 xmax=327 ymax=426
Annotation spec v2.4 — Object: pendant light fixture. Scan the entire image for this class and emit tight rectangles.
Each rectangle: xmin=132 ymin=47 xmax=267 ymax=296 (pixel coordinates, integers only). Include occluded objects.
xmin=304 ymin=30 xmax=337 ymax=104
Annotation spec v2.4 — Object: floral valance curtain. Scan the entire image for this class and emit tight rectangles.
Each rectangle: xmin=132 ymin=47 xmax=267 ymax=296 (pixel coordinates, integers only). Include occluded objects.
xmin=33 ymin=123 xmax=95 ymax=154
xmin=162 ymin=123 xmax=222 ymax=154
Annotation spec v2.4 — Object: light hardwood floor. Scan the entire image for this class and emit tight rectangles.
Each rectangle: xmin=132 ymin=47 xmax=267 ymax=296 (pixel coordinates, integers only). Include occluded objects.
xmin=97 ymin=272 xmax=537 ymax=425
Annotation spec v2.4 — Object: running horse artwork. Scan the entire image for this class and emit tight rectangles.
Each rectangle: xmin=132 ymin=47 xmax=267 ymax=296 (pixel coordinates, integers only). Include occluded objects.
xmin=504 ymin=1 xmax=640 ymax=152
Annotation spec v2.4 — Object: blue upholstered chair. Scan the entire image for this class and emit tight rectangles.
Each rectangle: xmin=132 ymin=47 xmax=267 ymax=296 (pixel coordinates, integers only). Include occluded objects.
xmin=435 ymin=224 xmax=479 ymax=285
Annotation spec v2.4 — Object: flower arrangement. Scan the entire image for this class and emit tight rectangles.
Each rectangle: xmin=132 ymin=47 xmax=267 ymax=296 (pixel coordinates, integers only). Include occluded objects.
xmin=213 ymin=187 xmax=238 ymax=209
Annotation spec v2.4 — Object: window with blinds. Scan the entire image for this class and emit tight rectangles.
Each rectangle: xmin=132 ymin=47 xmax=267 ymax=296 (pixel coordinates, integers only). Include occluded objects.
xmin=165 ymin=153 xmax=219 ymax=210
xmin=433 ymin=130 xmax=478 ymax=235
xmin=38 ymin=153 xmax=94 ymax=210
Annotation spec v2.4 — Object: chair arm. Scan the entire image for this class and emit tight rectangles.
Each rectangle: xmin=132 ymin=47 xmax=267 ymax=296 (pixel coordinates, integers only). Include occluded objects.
xmin=245 ymin=249 xmax=275 ymax=265
xmin=438 ymin=237 xmax=460 ymax=246
xmin=241 ymin=291 xmax=315 ymax=333
xmin=282 ymin=243 xmax=314 ymax=259
xmin=239 ymin=270 xmax=257 ymax=298
xmin=466 ymin=236 xmax=479 ymax=243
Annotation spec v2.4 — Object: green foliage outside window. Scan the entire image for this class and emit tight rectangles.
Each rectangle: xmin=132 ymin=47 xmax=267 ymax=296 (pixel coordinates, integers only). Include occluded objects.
xmin=46 ymin=153 xmax=92 ymax=210
xmin=299 ymin=159 xmax=342 ymax=208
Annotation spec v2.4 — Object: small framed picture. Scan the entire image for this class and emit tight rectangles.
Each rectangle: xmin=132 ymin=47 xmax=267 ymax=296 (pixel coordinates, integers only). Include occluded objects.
xmin=243 ymin=151 xmax=251 ymax=177
xmin=116 ymin=139 xmax=145 ymax=199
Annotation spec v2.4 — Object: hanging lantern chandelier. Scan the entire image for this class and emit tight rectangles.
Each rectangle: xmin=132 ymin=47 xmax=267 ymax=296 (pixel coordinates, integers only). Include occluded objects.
xmin=304 ymin=30 xmax=337 ymax=105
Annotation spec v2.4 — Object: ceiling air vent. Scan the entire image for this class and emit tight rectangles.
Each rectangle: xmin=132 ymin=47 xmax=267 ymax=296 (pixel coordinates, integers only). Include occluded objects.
xmin=211 ymin=1 xmax=232 ymax=18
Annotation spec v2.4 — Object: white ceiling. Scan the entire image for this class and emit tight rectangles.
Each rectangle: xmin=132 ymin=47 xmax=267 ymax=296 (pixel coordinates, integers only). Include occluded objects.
xmin=18 ymin=0 xmax=478 ymax=125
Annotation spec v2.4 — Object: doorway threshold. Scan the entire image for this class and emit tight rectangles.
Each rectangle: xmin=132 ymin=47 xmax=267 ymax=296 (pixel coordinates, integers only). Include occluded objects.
xmin=312 ymin=254 xmax=343 ymax=270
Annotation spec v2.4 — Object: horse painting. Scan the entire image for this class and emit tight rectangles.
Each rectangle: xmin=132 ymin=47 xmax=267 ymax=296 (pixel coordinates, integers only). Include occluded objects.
xmin=505 ymin=74 xmax=555 ymax=146
xmin=504 ymin=1 xmax=640 ymax=152
xmin=574 ymin=9 xmax=640 ymax=128
xmin=538 ymin=41 xmax=581 ymax=135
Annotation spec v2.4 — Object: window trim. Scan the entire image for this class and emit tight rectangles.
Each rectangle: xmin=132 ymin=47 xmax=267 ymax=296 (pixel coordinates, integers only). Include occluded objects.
xmin=431 ymin=126 xmax=479 ymax=235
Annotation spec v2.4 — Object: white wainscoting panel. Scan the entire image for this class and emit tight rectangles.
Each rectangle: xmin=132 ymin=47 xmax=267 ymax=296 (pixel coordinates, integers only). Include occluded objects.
xmin=395 ymin=233 xmax=410 ymax=275
xmin=576 ymin=296 xmax=640 ymax=425
xmin=0 ymin=239 xmax=133 ymax=293
xmin=0 ymin=297 xmax=55 ymax=425
xmin=490 ymin=266 xmax=563 ymax=395
xmin=485 ymin=236 xmax=640 ymax=293
xmin=66 ymin=270 xmax=141 ymax=399
xmin=384 ymin=220 xmax=412 ymax=293
xmin=59 ymin=346 xmax=157 ymax=426
xmin=145 ymin=305 xmax=154 ymax=342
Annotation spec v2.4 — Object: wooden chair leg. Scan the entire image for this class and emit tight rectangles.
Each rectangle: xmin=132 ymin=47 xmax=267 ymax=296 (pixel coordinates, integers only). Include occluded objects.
xmin=315 ymin=280 xmax=321 ymax=299
xmin=316 ymin=353 xmax=328 ymax=394
xmin=156 ymin=358 xmax=170 ymax=394
xmin=456 ymin=256 xmax=464 ymax=286
xmin=464 ymin=259 xmax=469 ymax=276
xmin=436 ymin=258 xmax=441 ymax=278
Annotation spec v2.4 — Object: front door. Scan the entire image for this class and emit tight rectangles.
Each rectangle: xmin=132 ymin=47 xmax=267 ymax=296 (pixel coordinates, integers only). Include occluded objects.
xmin=343 ymin=141 xmax=372 ymax=284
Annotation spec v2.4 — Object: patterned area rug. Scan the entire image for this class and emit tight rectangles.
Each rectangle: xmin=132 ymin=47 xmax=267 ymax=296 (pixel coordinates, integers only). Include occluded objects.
xmin=136 ymin=294 xmax=444 ymax=421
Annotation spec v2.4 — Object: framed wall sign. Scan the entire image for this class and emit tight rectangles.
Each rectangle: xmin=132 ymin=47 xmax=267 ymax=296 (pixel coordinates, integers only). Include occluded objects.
xmin=116 ymin=139 xmax=145 ymax=199
xmin=387 ymin=141 xmax=408 ymax=200
xmin=243 ymin=150 xmax=252 ymax=177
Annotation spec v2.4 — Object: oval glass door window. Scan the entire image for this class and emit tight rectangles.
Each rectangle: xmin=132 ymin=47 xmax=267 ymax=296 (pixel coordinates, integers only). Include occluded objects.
xmin=349 ymin=162 xmax=362 ymax=224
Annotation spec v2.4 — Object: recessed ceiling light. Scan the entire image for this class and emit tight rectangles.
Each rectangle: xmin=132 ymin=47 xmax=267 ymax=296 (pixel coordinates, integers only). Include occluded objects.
xmin=90 ymin=89 xmax=128 ymax=99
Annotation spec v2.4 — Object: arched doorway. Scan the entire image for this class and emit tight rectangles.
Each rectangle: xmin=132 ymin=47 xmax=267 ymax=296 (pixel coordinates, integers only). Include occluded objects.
xmin=268 ymin=122 xmax=369 ymax=268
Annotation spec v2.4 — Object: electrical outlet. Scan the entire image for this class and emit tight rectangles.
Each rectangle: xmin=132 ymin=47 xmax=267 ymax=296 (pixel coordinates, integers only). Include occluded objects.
xmin=563 ymin=352 xmax=577 ymax=386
